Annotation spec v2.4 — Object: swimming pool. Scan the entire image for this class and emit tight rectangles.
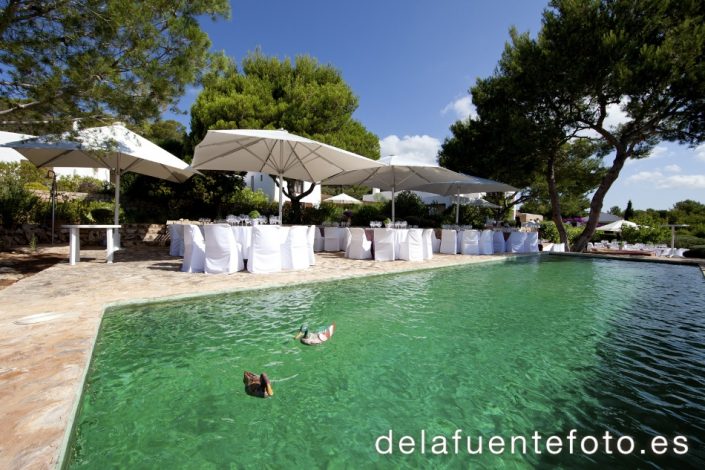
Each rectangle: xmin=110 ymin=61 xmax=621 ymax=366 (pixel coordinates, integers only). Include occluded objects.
xmin=66 ymin=257 xmax=705 ymax=468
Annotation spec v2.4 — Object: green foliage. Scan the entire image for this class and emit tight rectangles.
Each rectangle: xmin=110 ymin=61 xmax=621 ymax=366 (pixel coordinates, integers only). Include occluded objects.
xmin=230 ymin=188 xmax=276 ymax=216
xmin=56 ymin=174 xmax=106 ymax=193
xmin=620 ymin=215 xmax=670 ymax=245
xmin=0 ymin=0 xmax=231 ymax=134
xmin=350 ymin=204 xmax=385 ymax=227
xmin=0 ymin=177 xmax=39 ymax=227
xmin=540 ymin=221 xmax=560 ymax=243
xmin=448 ymin=0 xmax=705 ymax=251
xmin=248 ymin=210 xmax=260 ymax=219
xmin=300 ymin=204 xmax=342 ymax=225
xmin=683 ymin=247 xmax=705 ymax=259
xmin=675 ymin=236 xmax=705 ymax=249
xmin=624 ymin=200 xmax=635 ymax=221
xmin=608 ymin=206 xmax=623 ymax=217
xmin=190 ymin=51 xmax=380 ymax=223
xmin=24 ymin=182 xmax=48 ymax=191
xmin=386 ymin=191 xmax=427 ymax=220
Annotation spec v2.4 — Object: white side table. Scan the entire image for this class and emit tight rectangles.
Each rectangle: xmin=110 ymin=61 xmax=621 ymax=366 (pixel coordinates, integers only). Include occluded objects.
xmin=62 ymin=225 xmax=122 ymax=265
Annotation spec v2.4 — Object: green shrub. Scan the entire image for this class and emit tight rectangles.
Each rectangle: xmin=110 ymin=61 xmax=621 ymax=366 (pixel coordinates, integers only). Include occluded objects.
xmin=350 ymin=204 xmax=384 ymax=226
xmin=683 ymin=246 xmax=705 ymax=259
xmin=675 ymin=235 xmax=705 ymax=248
xmin=540 ymin=221 xmax=560 ymax=243
xmin=0 ymin=179 xmax=39 ymax=227
xmin=389 ymin=191 xmax=427 ymax=220
xmin=25 ymin=182 xmax=49 ymax=191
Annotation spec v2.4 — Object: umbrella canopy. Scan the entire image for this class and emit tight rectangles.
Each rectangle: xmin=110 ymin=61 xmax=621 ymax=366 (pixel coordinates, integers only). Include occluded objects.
xmin=4 ymin=124 xmax=195 ymax=246
xmin=595 ymin=219 xmax=638 ymax=232
xmin=412 ymin=178 xmax=516 ymax=223
xmin=192 ymin=129 xmax=384 ymax=218
xmin=323 ymin=193 xmax=362 ymax=205
xmin=0 ymin=131 xmax=34 ymax=163
xmin=323 ymin=155 xmax=477 ymax=221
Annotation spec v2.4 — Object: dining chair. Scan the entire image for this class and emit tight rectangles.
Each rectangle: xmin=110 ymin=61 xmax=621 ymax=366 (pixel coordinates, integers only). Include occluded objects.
xmin=168 ymin=223 xmax=185 ymax=257
xmin=439 ymin=229 xmax=457 ymax=254
xmin=493 ymin=231 xmax=506 ymax=253
xmin=479 ymin=229 xmax=494 ymax=255
xmin=460 ymin=229 xmax=480 ymax=255
xmin=506 ymin=231 xmax=527 ymax=253
xmin=421 ymin=229 xmax=434 ymax=260
xmin=204 ymin=224 xmax=243 ymax=274
xmin=281 ymin=225 xmax=310 ymax=271
xmin=399 ymin=228 xmax=424 ymax=261
xmin=181 ymin=224 xmax=205 ymax=273
xmin=524 ymin=232 xmax=539 ymax=253
xmin=373 ymin=228 xmax=395 ymax=261
xmin=347 ymin=227 xmax=372 ymax=260
xmin=247 ymin=225 xmax=282 ymax=273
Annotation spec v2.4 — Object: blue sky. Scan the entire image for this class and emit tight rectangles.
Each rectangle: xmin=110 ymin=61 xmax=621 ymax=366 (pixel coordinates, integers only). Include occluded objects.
xmin=167 ymin=0 xmax=705 ymax=211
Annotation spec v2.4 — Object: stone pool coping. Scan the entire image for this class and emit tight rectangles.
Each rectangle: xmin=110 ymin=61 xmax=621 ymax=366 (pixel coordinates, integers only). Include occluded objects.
xmin=1 ymin=246 xmax=529 ymax=470
xmin=1 ymin=247 xmax=702 ymax=469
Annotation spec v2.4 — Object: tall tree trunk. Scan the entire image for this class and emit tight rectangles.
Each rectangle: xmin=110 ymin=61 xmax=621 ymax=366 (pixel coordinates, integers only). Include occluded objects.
xmin=573 ymin=148 xmax=629 ymax=252
xmin=546 ymin=154 xmax=570 ymax=249
xmin=271 ymin=177 xmax=316 ymax=224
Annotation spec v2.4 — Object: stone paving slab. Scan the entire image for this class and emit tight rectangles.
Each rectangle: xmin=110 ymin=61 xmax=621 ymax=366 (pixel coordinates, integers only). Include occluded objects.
xmin=0 ymin=246 xmax=517 ymax=470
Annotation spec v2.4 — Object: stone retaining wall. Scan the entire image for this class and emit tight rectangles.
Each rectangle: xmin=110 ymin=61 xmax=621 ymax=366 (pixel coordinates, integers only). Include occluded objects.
xmin=0 ymin=224 xmax=169 ymax=249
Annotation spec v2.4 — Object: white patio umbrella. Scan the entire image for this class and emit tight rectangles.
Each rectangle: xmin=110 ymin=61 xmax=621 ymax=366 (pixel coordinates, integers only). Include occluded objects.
xmin=595 ymin=219 xmax=639 ymax=232
xmin=323 ymin=155 xmax=480 ymax=222
xmin=323 ymin=193 xmax=362 ymax=205
xmin=3 ymin=124 xmax=195 ymax=247
xmin=192 ymin=129 xmax=384 ymax=219
xmin=413 ymin=178 xmax=516 ymax=224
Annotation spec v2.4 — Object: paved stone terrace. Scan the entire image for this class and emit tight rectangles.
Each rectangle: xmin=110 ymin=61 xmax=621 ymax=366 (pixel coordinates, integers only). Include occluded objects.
xmin=0 ymin=245 xmax=520 ymax=470
xmin=1 ymin=246 xmax=702 ymax=469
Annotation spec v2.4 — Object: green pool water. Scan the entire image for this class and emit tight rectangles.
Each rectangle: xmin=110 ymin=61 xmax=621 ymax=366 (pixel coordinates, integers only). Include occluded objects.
xmin=67 ymin=257 xmax=705 ymax=469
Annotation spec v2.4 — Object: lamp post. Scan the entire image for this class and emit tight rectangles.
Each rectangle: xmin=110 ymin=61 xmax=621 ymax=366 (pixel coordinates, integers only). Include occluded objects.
xmin=47 ymin=170 xmax=57 ymax=245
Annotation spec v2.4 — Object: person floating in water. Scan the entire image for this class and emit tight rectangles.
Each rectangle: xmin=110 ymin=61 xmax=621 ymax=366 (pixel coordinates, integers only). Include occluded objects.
xmin=294 ymin=322 xmax=336 ymax=345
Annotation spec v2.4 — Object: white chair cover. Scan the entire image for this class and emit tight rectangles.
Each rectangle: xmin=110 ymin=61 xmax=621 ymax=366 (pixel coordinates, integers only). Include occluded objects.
xmin=168 ymin=223 xmax=184 ymax=257
xmin=550 ymin=242 xmax=565 ymax=252
xmin=181 ymin=224 xmax=205 ymax=273
xmin=675 ymin=248 xmax=687 ymax=257
xmin=231 ymin=226 xmax=253 ymax=259
xmin=313 ymin=226 xmax=324 ymax=252
xmin=506 ymin=231 xmax=527 ymax=253
xmin=247 ymin=225 xmax=282 ymax=273
xmin=524 ymin=232 xmax=539 ymax=253
xmin=281 ymin=226 xmax=310 ymax=271
xmin=324 ymin=227 xmax=341 ymax=252
xmin=421 ymin=229 xmax=434 ymax=260
xmin=479 ymin=229 xmax=494 ymax=255
xmin=431 ymin=229 xmax=441 ymax=253
xmin=493 ymin=231 xmax=506 ymax=253
xmin=373 ymin=228 xmax=395 ymax=261
xmin=204 ymin=224 xmax=243 ymax=274
xmin=439 ymin=229 xmax=457 ymax=254
xmin=307 ymin=225 xmax=317 ymax=265
xmin=347 ymin=227 xmax=372 ymax=260
xmin=399 ymin=228 xmax=424 ymax=261
xmin=340 ymin=228 xmax=351 ymax=254
xmin=460 ymin=229 xmax=480 ymax=255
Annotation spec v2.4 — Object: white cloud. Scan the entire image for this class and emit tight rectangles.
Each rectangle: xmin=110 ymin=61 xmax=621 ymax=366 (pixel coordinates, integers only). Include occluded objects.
xmin=649 ymin=145 xmax=669 ymax=159
xmin=626 ymin=170 xmax=705 ymax=189
xmin=664 ymin=164 xmax=681 ymax=173
xmin=696 ymin=144 xmax=705 ymax=163
xmin=441 ymin=95 xmax=476 ymax=121
xmin=379 ymin=134 xmax=441 ymax=165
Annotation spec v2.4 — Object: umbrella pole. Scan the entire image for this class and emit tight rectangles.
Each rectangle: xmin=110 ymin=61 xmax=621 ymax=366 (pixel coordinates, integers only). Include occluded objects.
xmin=113 ymin=154 xmax=121 ymax=250
xmin=455 ymin=192 xmax=460 ymax=224
xmin=391 ymin=186 xmax=396 ymax=222
xmin=670 ymin=225 xmax=676 ymax=257
xmin=278 ymin=173 xmax=284 ymax=221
